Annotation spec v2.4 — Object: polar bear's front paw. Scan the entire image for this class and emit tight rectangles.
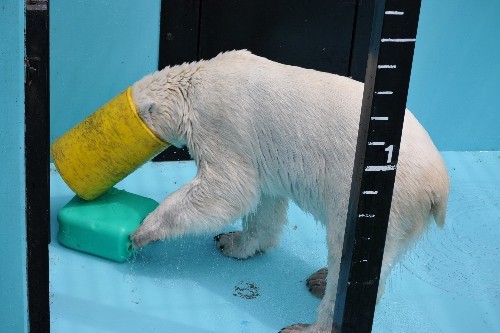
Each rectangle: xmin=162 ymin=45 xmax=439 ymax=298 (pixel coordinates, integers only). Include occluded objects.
xmin=214 ymin=231 xmax=260 ymax=259
xmin=130 ymin=226 xmax=157 ymax=249
xmin=130 ymin=215 xmax=164 ymax=249
xmin=279 ymin=323 xmax=310 ymax=332
xmin=280 ymin=323 xmax=339 ymax=333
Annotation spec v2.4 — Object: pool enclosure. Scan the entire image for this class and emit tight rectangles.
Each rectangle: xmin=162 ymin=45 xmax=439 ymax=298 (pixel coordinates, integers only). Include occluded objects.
xmin=1 ymin=0 xmax=499 ymax=332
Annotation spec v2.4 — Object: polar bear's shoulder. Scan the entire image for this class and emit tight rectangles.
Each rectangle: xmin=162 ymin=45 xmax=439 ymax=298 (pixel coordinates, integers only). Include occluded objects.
xmin=209 ymin=49 xmax=254 ymax=61
xmin=205 ymin=50 xmax=272 ymax=68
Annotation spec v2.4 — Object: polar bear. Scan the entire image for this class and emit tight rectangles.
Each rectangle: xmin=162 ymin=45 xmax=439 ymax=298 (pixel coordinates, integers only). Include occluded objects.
xmin=130 ymin=50 xmax=449 ymax=332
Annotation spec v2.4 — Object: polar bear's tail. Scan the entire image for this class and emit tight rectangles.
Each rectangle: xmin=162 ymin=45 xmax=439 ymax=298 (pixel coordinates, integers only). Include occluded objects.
xmin=430 ymin=168 xmax=450 ymax=228
xmin=431 ymin=195 xmax=448 ymax=228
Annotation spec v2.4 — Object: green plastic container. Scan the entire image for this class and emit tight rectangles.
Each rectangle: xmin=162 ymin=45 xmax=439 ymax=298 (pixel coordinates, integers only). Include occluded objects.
xmin=57 ymin=188 xmax=158 ymax=262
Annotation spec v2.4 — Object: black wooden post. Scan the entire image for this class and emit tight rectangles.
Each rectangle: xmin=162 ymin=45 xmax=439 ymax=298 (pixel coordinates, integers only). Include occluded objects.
xmin=333 ymin=0 xmax=422 ymax=332
xmin=25 ymin=1 xmax=51 ymax=332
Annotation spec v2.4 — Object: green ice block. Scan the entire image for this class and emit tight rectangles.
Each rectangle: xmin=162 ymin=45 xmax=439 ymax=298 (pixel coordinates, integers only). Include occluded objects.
xmin=57 ymin=188 xmax=158 ymax=262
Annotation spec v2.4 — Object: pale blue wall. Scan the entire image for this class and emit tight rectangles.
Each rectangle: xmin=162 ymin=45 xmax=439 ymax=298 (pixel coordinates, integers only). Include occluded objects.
xmin=0 ymin=1 xmax=28 ymax=332
xmin=408 ymin=0 xmax=500 ymax=151
xmin=50 ymin=0 xmax=499 ymax=151
xmin=50 ymin=0 xmax=162 ymax=143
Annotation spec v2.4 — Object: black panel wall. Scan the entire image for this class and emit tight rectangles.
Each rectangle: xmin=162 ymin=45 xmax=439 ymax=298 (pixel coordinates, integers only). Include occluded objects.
xmin=155 ymin=0 xmax=374 ymax=161
xmin=198 ymin=0 xmax=356 ymax=75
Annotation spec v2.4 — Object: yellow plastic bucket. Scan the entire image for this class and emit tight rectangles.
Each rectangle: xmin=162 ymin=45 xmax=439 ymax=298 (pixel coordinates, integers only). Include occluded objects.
xmin=51 ymin=87 xmax=170 ymax=200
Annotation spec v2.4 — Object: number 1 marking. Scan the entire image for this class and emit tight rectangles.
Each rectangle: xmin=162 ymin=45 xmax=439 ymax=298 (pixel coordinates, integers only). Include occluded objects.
xmin=385 ymin=145 xmax=394 ymax=163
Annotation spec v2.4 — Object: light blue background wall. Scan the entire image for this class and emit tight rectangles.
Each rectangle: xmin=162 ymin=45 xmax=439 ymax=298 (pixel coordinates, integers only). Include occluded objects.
xmin=408 ymin=0 xmax=500 ymax=151
xmin=0 ymin=1 xmax=28 ymax=332
xmin=50 ymin=0 xmax=499 ymax=151
xmin=50 ymin=0 xmax=162 ymax=143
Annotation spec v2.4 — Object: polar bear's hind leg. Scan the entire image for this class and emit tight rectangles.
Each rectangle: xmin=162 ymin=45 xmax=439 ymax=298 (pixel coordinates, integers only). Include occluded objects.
xmin=215 ymin=194 xmax=288 ymax=259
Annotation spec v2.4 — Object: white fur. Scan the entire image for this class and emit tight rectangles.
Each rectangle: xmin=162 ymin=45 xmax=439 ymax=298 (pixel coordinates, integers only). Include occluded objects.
xmin=130 ymin=50 xmax=449 ymax=332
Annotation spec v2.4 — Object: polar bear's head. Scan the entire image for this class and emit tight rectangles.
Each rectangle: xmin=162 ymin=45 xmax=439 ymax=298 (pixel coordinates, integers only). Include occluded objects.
xmin=131 ymin=64 xmax=198 ymax=149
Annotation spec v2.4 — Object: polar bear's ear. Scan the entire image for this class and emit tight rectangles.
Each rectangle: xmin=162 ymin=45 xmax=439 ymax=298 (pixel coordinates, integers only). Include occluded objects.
xmin=134 ymin=93 xmax=158 ymax=117
xmin=143 ymin=99 xmax=156 ymax=115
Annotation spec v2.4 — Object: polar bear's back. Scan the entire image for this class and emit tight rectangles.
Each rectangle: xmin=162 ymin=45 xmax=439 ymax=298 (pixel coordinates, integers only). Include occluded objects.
xmin=197 ymin=50 xmax=364 ymax=157
xmin=194 ymin=51 xmax=449 ymax=227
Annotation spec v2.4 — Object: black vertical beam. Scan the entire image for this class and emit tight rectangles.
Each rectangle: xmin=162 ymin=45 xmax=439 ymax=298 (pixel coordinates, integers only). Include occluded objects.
xmin=25 ymin=1 xmax=50 ymax=332
xmin=333 ymin=0 xmax=422 ymax=332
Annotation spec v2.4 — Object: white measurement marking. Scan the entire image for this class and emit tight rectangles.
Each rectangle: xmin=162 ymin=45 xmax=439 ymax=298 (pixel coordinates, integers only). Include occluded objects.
xmin=381 ymin=38 xmax=416 ymax=43
xmin=358 ymin=214 xmax=376 ymax=218
xmin=365 ymin=165 xmax=396 ymax=172
xmin=371 ymin=116 xmax=389 ymax=121
xmin=368 ymin=142 xmax=385 ymax=146
xmin=385 ymin=11 xmax=404 ymax=15
xmin=362 ymin=191 xmax=378 ymax=195
xmin=378 ymin=64 xmax=397 ymax=69
xmin=375 ymin=91 xmax=393 ymax=95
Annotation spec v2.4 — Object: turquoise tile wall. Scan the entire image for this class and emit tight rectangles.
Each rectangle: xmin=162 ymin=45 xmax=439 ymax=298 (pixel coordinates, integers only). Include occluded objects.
xmin=0 ymin=1 xmax=28 ymax=332
xmin=408 ymin=0 xmax=500 ymax=150
xmin=50 ymin=0 xmax=161 ymax=143
xmin=49 ymin=0 xmax=500 ymax=150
